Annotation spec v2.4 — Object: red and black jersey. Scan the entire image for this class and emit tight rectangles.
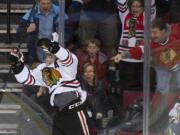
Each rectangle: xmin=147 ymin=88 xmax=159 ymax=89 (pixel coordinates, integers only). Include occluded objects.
xmin=116 ymin=0 xmax=156 ymax=62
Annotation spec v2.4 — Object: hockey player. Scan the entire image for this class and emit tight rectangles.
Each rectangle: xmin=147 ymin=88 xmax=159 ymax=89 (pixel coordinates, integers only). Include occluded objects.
xmin=10 ymin=38 xmax=91 ymax=135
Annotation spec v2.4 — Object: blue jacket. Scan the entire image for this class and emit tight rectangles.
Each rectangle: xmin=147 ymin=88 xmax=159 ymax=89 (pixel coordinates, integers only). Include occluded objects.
xmin=17 ymin=4 xmax=68 ymax=41
xmin=17 ymin=4 xmax=59 ymax=37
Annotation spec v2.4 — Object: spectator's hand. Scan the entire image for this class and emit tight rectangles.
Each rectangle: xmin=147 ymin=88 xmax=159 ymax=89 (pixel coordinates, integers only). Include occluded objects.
xmin=96 ymin=112 xmax=103 ymax=119
xmin=10 ymin=47 xmax=24 ymax=63
xmin=36 ymin=87 xmax=47 ymax=97
xmin=111 ymin=53 xmax=123 ymax=63
xmin=27 ymin=23 xmax=36 ymax=33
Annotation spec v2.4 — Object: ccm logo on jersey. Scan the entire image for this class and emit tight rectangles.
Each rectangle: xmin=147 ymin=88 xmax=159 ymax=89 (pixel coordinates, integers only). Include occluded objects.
xmin=68 ymin=101 xmax=82 ymax=110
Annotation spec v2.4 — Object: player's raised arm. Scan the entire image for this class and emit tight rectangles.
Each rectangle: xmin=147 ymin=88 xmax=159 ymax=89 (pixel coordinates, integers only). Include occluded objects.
xmin=10 ymin=48 xmax=46 ymax=86
xmin=37 ymin=38 xmax=77 ymax=67
xmin=9 ymin=48 xmax=36 ymax=85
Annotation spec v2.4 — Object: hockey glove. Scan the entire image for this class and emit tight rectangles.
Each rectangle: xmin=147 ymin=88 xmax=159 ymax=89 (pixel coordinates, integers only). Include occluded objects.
xmin=37 ymin=38 xmax=60 ymax=54
xmin=9 ymin=47 xmax=24 ymax=74
xmin=10 ymin=47 xmax=24 ymax=63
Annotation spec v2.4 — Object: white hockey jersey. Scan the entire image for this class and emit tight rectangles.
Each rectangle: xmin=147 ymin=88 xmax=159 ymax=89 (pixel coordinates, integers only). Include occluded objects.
xmin=14 ymin=46 xmax=87 ymax=106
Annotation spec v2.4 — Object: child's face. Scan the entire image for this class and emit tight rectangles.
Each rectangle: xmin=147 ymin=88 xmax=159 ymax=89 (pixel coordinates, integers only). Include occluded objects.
xmin=83 ymin=65 xmax=95 ymax=82
xmin=86 ymin=43 xmax=100 ymax=56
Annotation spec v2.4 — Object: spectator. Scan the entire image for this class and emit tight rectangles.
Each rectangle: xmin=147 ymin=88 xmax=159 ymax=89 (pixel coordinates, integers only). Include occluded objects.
xmin=112 ymin=18 xmax=180 ymax=92
xmin=112 ymin=18 xmax=180 ymax=131
xmin=36 ymin=86 xmax=48 ymax=98
xmin=81 ymin=63 xmax=108 ymax=131
xmin=114 ymin=0 xmax=156 ymax=91
xmin=17 ymin=0 xmax=67 ymax=64
xmin=77 ymin=38 xmax=108 ymax=81
xmin=78 ymin=0 xmax=119 ymax=58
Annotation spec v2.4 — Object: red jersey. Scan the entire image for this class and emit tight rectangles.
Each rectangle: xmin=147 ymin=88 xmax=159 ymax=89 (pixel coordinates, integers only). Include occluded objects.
xmin=76 ymin=49 xmax=108 ymax=80
xmin=129 ymin=25 xmax=180 ymax=70
xmin=129 ymin=25 xmax=179 ymax=60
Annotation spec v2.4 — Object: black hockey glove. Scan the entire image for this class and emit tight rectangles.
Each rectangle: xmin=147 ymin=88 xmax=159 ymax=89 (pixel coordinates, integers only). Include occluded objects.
xmin=9 ymin=47 xmax=24 ymax=63
xmin=9 ymin=47 xmax=24 ymax=74
xmin=37 ymin=38 xmax=60 ymax=54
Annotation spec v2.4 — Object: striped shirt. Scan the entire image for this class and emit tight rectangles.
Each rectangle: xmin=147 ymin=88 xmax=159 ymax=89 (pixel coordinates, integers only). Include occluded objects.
xmin=116 ymin=0 xmax=156 ymax=62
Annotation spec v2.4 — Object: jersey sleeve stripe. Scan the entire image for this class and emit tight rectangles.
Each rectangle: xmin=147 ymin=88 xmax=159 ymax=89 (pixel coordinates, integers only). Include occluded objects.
xmin=117 ymin=0 xmax=128 ymax=12
xmin=64 ymin=81 xmax=80 ymax=85
xmin=64 ymin=57 xmax=73 ymax=67
xmin=61 ymin=80 xmax=80 ymax=88
xmin=23 ymin=72 xmax=35 ymax=85
xmin=59 ymin=50 xmax=71 ymax=63
xmin=59 ymin=50 xmax=73 ymax=66
xmin=117 ymin=0 xmax=128 ymax=6
xmin=25 ymin=75 xmax=33 ymax=85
